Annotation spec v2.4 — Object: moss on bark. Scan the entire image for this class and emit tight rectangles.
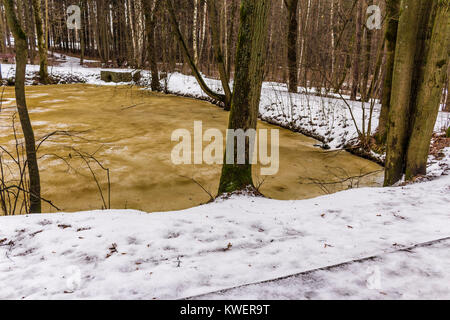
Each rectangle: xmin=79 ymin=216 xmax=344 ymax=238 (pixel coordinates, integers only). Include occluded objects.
xmin=218 ymin=0 xmax=271 ymax=195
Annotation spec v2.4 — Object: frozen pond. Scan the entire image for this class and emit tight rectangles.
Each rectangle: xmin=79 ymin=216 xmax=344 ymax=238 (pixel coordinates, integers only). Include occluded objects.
xmin=0 ymin=84 xmax=382 ymax=213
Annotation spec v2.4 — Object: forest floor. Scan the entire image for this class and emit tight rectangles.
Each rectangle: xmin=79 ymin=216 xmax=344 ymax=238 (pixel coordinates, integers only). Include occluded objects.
xmin=1 ymin=56 xmax=449 ymax=299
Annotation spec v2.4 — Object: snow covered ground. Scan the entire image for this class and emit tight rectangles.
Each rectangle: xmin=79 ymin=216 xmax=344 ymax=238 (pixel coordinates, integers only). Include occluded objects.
xmin=1 ymin=57 xmax=449 ymax=300
xmin=0 ymin=173 xmax=449 ymax=299
xmin=193 ymin=237 xmax=450 ymax=300
xmin=2 ymin=61 xmax=449 ymax=151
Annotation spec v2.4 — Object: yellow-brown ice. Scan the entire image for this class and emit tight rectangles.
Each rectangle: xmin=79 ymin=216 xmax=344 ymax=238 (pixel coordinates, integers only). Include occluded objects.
xmin=0 ymin=84 xmax=382 ymax=213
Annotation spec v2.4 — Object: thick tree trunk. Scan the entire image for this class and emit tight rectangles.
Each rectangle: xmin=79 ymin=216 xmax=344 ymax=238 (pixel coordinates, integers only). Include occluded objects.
xmin=31 ymin=0 xmax=48 ymax=84
xmin=218 ymin=0 xmax=271 ymax=194
xmin=286 ymin=0 xmax=299 ymax=93
xmin=406 ymin=2 xmax=449 ymax=180
xmin=4 ymin=0 xmax=41 ymax=213
xmin=384 ymin=0 xmax=432 ymax=186
xmin=375 ymin=0 xmax=400 ymax=144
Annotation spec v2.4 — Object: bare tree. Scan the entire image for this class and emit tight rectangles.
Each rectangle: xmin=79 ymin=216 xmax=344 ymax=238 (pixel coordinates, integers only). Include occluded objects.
xmin=31 ymin=0 xmax=49 ymax=83
xmin=218 ymin=0 xmax=272 ymax=194
xmin=4 ymin=0 xmax=42 ymax=213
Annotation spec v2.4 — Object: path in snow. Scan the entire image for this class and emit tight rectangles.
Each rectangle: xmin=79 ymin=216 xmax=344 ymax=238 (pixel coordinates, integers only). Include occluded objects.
xmin=189 ymin=237 xmax=450 ymax=300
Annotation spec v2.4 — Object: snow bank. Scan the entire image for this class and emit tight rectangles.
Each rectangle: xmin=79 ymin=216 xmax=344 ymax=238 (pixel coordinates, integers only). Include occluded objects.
xmin=1 ymin=174 xmax=449 ymax=299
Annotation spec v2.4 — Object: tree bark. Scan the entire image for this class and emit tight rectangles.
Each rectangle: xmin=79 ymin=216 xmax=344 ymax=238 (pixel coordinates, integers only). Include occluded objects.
xmin=384 ymin=0 xmax=433 ymax=186
xmin=4 ymin=0 xmax=41 ymax=213
xmin=207 ymin=0 xmax=232 ymax=109
xmin=31 ymin=0 xmax=49 ymax=83
xmin=444 ymin=65 xmax=450 ymax=112
xmin=375 ymin=0 xmax=400 ymax=144
xmin=226 ymin=0 xmax=238 ymax=79
xmin=406 ymin=1 xmax=449 ymax=180
xmin=80 ymin=0 xmax=85 ymax=65
xmin=193 ymin=0 xmax=199 ymax=65
xmin=22 ymin=0 xmax=36 ymax=63
xmin=0 ymin=2 xmax=6 ymax=54
xmin=218 ymin=0 xmax=271 ymax=194
xmin=285 ymin=0 xmax=299 ymax=93
xmin=143 ymin=0 xmax=161 ymax=91
xmin=361 ymin=1 xmax=373 ymax=101
xmin=350 ymin=0 xmax=362 ymax=101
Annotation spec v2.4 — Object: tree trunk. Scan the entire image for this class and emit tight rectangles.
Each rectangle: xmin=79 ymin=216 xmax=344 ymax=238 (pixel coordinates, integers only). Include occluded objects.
xmin=199 ymin=0 xmax=208 ymax=70
xmin=0 ymin=2 xmax=6 ymax=54
xmin=286 ymin=0 xmax=299 ymax=93
xmin=361 ymin=1 xmax=373 ymax=101
xmin=127 ymin=0 xmax=136 ymax=66
xmin=384 ymin=0 xmax=432 ymax=186
xmin=45 ymin=0 xmax=48 ymax=51
xmin=226 ymin=0 xmax=238 ymax=79
xmin=32 ymin=0 xmax=48 ymax=83
xmin=298 ymin=0 xmax=311 ymax=87
xmin=218 ymin=0 xmax=271 ymax=194
xmin=207 ymin=0 xmax=232 ymax=109
xmin=143 ymin=0 xmax=161 ymax=91
xmin=375 ymin=0 xmax=400 ymax=144
xmin=80 ymin=0 xmax=85 ymax=65
xmin=444 ymin=66 xmax=450 ymax=112
xmin=22 ymin=0 xmax=36 ymax=63
xmin=166 ymin=0 xmax=226 ymax=104
xmin=405 ymin=2 xmax=449 ymax=180
xmin=350 ymin=0 xmax=362 ymax=101
xmin=4 ymin=0 xmax=41 ymax=213
xmin=330 ymin=0 xmax=335 ymax=82
xmin=193 ymin=0 xmax=199 ymax=65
